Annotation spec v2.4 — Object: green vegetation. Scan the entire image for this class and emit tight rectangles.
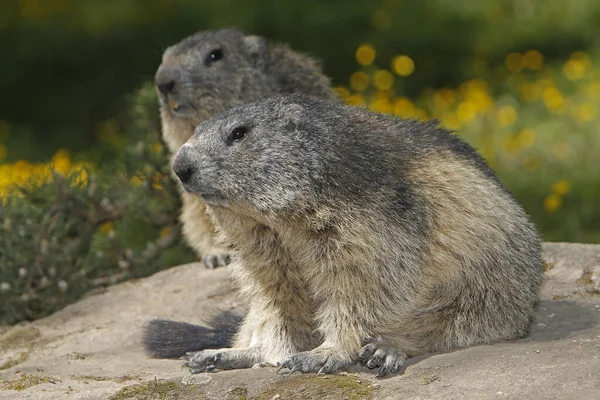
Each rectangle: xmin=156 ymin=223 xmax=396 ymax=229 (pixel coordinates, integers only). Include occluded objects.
xmin=109 ymin=379 xmax=205 ymax=400
xmin=255 ymin=374 xmax=376 ymax=400
xmin=0 ymin=85 xmax=195 ymax=325
xmin=0 ymin=374 xmax=59 ymax=391
xmin=1 ymin=0 xmax=599 ymax=324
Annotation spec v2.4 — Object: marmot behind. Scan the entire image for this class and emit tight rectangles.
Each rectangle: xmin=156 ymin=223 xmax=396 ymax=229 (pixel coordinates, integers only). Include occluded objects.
xmin=155 ymin=28 xmax=337 ymax=268
xmin=157 ymin=94 xmax=543 ymax=376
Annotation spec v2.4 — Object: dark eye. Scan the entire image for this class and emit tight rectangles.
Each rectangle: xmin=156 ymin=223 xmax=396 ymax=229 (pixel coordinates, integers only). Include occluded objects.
xmin=205 ymin=49 xmax=223 ymax=64
xmin=227 ymin=126 xmax=248 ymax=144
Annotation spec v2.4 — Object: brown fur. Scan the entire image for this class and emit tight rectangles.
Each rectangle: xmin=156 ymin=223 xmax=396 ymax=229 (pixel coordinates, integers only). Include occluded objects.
xmin=165 ymin=94 xmax=543 ymax=376
xmin=156 ymin=29 xmax=336 ymax=267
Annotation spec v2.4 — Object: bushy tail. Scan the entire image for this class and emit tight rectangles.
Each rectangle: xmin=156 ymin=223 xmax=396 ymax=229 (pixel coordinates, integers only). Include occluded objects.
xmin=143 ymin=309 xmax=244 ymax=359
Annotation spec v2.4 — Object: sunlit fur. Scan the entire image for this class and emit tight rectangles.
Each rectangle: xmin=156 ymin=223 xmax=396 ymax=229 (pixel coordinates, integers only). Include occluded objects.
xmin=171 ymin=94 xmax=543 ymax=374
xmin=156 ymin=29 xmax=337 ymax=264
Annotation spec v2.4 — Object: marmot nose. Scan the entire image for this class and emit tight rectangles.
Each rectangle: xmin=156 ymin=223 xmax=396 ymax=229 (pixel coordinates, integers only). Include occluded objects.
xmin=157 ymin=80 xmax=175 ymax=95
xmin=174 ymin=164 xmax=195 ymax=184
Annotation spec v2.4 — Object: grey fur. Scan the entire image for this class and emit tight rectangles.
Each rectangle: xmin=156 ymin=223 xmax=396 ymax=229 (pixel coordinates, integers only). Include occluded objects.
xmin=171 ymin=93 xmax=543 ymax=377
xmin=156 ymin=28 xmax=337 ymax=267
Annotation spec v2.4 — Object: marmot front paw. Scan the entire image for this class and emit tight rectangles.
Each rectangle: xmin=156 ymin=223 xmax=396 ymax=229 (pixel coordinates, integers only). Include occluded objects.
xmin=358 ymin=339 xmax=407 ymax=377
xmin=277 ymin=348 xmax=349 ymax=375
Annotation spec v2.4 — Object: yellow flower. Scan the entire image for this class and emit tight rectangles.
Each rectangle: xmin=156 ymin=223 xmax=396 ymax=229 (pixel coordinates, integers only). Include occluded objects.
xmin=562 ymin=53 xmax=590 ymax=81
xmin=517 ymin=129 xmax=536 ymax=148
xmin=542 ymin=87 xmax=565 ymax=113
xmin=520 ymin=82 xmax=541 ymax=102
xmin=370 ymin=98 xmax=393 ymax=114
xmin=160 ymin=226 xmax=172 ymax=238
xmin=152 ymin=172 xmax=166 ymax=190
xmin=71 ymin=162 xmax=92 ymax=186
xmin=543 ymin=194 xmax=562 ymax=213
xmin=334 ymin=86 xmax=350 ymax=101
xmin=435 ymin=89 xmax=456 ymax=107
xmin=505 ymin=53 xmax=523 ymax=73
xmin=349 ymin=72 xmax=370 ymax=92
xmin=373 ymin=70 xmax=394 ymax=90
xmin=355 ymin=44 xmax=376 ymax=66
xmin=552 ymin=180 xmax=571 ymax=196
xmin=497 ymin=105 xmax=517 ymax=126
xmin=373 ymin=89 xmax=393 ymax=101
xmin=130 ymin=176 xmax=144 ymax=187
xmin=98 ymin=222 xmax=115 ymax=235
xmin=391 ymin=55 xmax=414 ymax=77
xmin=465 ymin=85 xmax=492 ymax=114
xmin=523 ymin=50 xmax=544 ymax=70
xmin=347 ymin=94 xmax=366 ymax=107
xmin=457 ymin=101 xmax=478 ymax=123
xmin=51 ymin=149 xmax=71 ymax=175
xmin=14 ymin=160 xmax=34 ymax=184
xmin=393 ymin=97 xmax=415 ymax=118
xmin=440 ymin=113 xmax=462 ymax=131
xmin=151 ymin=142 xmax=164 ymax=153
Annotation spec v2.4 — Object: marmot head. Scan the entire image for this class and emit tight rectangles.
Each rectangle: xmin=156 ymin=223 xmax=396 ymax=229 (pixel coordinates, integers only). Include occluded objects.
xmin=155 ymin=28 xmax=274 ymax=124
xmin=172 ymin=95 xmax=322 ymax=213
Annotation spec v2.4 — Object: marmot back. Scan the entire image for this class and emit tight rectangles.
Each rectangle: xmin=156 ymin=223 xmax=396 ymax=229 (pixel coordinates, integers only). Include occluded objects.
xmin=163 ymin=94 xmax=544 ymax=376
xmin=155 ymin=29 xmax=337 ymax=268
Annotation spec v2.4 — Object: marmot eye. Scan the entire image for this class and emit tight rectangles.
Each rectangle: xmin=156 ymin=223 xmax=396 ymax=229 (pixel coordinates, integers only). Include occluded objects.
xmin=228 ymin=126 xmax=248 ymax=143
xmin=206 ymin=49 xmax=223 ymax=64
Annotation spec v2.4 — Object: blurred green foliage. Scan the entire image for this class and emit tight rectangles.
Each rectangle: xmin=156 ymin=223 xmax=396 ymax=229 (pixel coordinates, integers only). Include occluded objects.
xmin=2 ymin=0 xmax=600 ymax=161
xmin=0 ymin=85 xmax=195 ymax=324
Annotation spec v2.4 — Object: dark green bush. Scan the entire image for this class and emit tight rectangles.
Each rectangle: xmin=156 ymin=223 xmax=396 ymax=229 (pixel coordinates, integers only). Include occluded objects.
xmin=0 ymin=84 xmax=194 ymax=325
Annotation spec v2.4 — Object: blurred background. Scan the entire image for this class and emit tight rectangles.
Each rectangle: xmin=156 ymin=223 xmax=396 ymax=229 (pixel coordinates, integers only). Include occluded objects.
xmin=1 ymin=0 xmax=599 ymax=323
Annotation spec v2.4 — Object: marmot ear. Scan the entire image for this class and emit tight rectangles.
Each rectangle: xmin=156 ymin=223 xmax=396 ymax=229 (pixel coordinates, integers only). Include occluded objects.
xmin=282 ymin=103 xmax=304 ymax=131
xmin=243 ymin=35 xmax=266 ymax=68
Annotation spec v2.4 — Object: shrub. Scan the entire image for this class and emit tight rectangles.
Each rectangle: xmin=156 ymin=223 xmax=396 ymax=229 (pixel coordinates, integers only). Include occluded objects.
xmin=0 ymin=84 xmax=195 ymax=325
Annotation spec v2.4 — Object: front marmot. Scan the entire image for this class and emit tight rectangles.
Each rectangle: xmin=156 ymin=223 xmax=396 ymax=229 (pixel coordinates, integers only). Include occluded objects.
xmin=156 ymin=28 xmax=337 ymax=268
xmin=165 ymin=94 xmax=543 ymax=376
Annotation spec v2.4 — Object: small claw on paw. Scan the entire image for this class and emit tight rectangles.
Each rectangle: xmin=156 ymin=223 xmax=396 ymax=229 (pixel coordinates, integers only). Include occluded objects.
xmin=365 ymin=348 xmax=386 ymax=369
xmin=376 ymin=354 xmax=406 ymax=377
xmin=287 ymin=365 xmax=300 ymax=376
xmin=358 ymin=343 xmax=377 ymax=360
xmin=317 ymin=365 xmax=329 ymax=375
xmin=359 ymin=339 xmax=407 ymax=377
xmin=277 ymin=362 xmax=289 ymax=374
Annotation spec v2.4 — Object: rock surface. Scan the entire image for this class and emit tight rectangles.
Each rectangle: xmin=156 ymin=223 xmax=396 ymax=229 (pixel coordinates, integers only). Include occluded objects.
xmin=0 ymin=242 xmax=599 ymax=399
